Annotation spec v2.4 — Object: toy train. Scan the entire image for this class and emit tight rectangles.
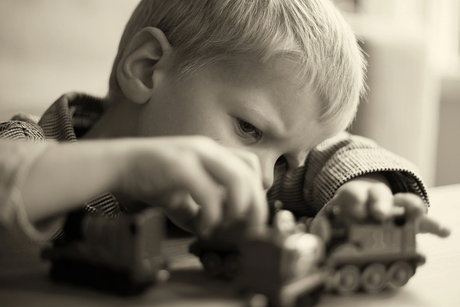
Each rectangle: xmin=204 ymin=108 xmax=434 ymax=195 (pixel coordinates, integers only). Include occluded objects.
xmin=189 ymin=204 xmax=430 ymax=306
xmin=41 ymin=207 xmax=169 ymax=295
xmin=39 ymin=197 xmax=440 ymax=303
xmin=189 ymin=199 xmax=284 ymax=279
xmin=189 ymin=220 xmax=246 ymax=279
xmin=238 ymin=210 xmax=329 ymax=307
xmin=309 ymin=206 xmax=425 ymax=294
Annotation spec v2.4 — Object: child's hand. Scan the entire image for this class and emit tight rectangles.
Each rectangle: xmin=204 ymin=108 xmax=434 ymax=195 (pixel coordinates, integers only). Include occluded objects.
xmin=317 ymin=173 xmax=450 ymax=237
xmin=116 ymin=136 xmax=268 ymax=236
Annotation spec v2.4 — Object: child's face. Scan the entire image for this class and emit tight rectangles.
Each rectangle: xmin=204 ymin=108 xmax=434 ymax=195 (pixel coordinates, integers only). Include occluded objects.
xmin=138 ymin=58 xmax=334 ymax=189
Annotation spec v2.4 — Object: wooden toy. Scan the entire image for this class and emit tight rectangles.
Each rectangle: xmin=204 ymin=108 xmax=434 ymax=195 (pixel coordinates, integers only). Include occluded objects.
xmin=189 ymin=220 xmax=246 ymax=279
xmin=188 ymin=199 xmax=285 ymax=279
xmin=308 ymin=206 xmax=425 ymax=294
xmin=237 ymin=210 xmax=329 ymax=307
xmin=41 ymin=207 xmax=169 ymax=295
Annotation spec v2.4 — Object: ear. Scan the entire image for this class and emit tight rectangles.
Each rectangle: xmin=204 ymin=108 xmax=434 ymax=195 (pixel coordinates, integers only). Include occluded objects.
xmin=117 ymin=27 xmax=172 ymax=104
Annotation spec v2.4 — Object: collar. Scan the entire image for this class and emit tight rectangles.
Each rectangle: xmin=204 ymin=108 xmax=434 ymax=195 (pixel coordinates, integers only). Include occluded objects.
xmin=39 ymin=92 xmax=106 ymax=142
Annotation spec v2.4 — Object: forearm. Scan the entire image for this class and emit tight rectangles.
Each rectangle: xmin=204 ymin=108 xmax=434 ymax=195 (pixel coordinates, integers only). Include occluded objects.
xmin=21 ymin=140 xmax=125 ymax=223
xmin=269 ymin=131 xmax=429 ymax=218
xmin=305 ymin=131 xmax=428 ymax=212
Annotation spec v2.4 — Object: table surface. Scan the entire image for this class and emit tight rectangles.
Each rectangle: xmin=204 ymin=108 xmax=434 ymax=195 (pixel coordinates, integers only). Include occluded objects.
xmin=1 ymin=184 xmax=459 ymax=307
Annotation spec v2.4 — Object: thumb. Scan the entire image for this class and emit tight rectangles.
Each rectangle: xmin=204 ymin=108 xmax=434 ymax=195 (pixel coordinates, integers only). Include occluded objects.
xmin=417 ymin=215 xmax=451 ymax=238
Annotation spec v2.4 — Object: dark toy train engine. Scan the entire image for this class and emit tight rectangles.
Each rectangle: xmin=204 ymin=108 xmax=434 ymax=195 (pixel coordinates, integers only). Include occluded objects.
xmin=237 ymin=210 xmax=329 ymax=307
xmin=41 ymin=207 xmax=168 ymax=295
xmin=189 ymin=220 xmax=246 ymax=279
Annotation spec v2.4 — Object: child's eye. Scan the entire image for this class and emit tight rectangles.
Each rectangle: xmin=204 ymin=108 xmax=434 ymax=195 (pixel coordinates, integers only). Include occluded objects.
xmin=236 ymin=118 xmax=262 ymax=142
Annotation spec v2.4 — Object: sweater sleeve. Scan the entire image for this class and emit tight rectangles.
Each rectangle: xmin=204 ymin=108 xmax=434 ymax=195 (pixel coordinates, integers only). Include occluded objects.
xmin=0 ymin=120 xmax=65 ymax=243
xmin=268 ymin=131 xmax=428 ymax=217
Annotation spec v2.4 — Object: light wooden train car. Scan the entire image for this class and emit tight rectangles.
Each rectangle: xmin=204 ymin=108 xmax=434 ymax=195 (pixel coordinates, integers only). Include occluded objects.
xmin=309 ymin=208 xmax=425 ymax=294
xmin=41 ymin=208 xmax=169 ymax=295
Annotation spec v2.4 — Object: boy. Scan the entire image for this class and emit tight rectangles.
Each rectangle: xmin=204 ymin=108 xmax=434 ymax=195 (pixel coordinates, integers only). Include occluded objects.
xmin=0 ymin=0 xmax=449 ymax=243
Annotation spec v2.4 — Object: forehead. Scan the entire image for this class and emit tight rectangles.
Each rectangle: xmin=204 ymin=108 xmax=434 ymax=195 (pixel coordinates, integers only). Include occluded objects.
xmin=216 ymin=55 xmax=306 ymax=93
xmin=208 ymin=57 xmax=329 ymax=141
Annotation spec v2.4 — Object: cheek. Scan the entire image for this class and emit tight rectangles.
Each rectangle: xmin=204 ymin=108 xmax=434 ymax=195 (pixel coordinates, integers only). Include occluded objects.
xmin=169 ymin=108 xmax=237 ymax=144
xmin=138 ymin=94 xmax=222 ymax=137
xmin=196 ymin=118 xmax=239 ymax=145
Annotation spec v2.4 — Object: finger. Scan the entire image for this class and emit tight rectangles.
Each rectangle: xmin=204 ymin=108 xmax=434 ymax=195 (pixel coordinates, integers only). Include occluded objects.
xmin=367 ymin=184 xmax=395 ymax=221
xmin=418 ymin=215 xmax=451 ymax=237
xmin=198 ymin=146 xmax=265 ymax=225
xmin=393 ymin=193 xmax=427 ymax=218
xmin=162 ymin=191 xmax=200 ymax=233
xmin=326 ymin=186 xmax=368 ymax=221
xmin=247 ymin=185 xmax=269 ymax=227
xmin=215 ymin=147 xmax=267 ymax=225
xmin=170 ymin=155 xmax=226 ymax=237
xmin=177 ymin=137 xmax=267 ymax=230
xmin=226 ymin=147 xmax=263 ymax=181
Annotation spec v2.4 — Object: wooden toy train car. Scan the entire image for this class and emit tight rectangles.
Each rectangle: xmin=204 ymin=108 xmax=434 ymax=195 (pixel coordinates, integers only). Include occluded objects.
xmin=41 ymin=207 xmax=169 ymax=295
xmin=237 ymin=211 xmax=329 ymax=307
xmin=189 ymin=200 xmax=284 ymax=278
xmin=189 ymin=220 xmax=246 ymax=279
xmin=309 ymin=208 xmax=425 ymax=294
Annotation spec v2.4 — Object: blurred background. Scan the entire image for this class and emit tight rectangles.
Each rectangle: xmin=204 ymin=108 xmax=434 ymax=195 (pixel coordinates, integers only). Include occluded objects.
xmin=0 ymin=0 xmax=459 ymax=187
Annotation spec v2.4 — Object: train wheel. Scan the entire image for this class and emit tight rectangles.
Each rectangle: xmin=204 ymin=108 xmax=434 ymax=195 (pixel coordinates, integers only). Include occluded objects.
xmin=201 ymin=252 xmax=223 ymax=276
xmin=223 ymin=254 xmax=240 ymax=279
xmin=387 ymin=261 xmax=414 ymax=287
xmin=334 ymin=265 xmax=361 ymax=294
xmin=361 ymin=264 xmax=387 ymax=293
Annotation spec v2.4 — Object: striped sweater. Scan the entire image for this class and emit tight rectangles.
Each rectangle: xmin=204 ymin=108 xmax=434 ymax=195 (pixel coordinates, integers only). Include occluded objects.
xmin=0 ymin=93 xmax=428 ymax=242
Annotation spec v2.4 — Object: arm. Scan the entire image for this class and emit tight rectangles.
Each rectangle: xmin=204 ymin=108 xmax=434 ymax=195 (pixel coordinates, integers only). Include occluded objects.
xmin=304 ymin=131 xmax=428 ymax=212
xmin=0 ymin=139 xmax=65 ymax=242
xmin=269 ymin=131 xmax=428 ymax=217
xmin=269 ymin=131 xmax=450 ymax=237
xmin=1 ymin=136 xmax=268 ymax=242
xmin=0 ymin=120 xmax=66 ymax=242
xmin=269 ymin=131 xmax=449 ymax=237
xmin=307 ymin=132 xmax=448 ymax=236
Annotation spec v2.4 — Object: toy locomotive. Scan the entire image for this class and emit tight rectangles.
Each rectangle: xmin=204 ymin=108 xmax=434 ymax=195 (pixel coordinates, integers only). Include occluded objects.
xmin=189 ymin=220 xmax=246 ymax=279
xmin=41 ymin=207 xmax=169 ymax=295
xmin=189 ymin=199 xmax=284 ymax=278
xmin=238 ymin=210 xmax=329 ymax=307
xmin=309 ymin=206 xmax=425 ymax=294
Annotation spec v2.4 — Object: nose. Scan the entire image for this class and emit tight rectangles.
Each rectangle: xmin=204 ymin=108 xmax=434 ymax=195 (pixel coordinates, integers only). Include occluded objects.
xmin=259 ymin=157 xmax=276 ymax=191
xmin=262 ymin=172 xmax=274 ymax=191
xmin=262 ymin=170 xmax=274 ymax=191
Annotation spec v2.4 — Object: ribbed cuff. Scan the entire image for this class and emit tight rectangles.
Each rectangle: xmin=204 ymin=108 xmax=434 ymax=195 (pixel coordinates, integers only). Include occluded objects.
xmin=309 ymin=147 xmax=429 ymax=212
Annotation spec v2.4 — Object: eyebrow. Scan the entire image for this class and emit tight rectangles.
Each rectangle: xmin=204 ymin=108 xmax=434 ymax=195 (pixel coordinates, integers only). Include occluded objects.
xmin=239 ymin=99 xmax=287 ymax=140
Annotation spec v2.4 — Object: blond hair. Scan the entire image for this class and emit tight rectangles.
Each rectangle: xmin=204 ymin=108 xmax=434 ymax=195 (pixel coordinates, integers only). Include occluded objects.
xmin=108 ymin=0 xmax=366 ymax=131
